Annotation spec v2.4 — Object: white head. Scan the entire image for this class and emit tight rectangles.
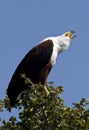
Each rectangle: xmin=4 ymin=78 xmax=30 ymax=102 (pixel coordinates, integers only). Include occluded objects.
xmin=57 ymin=31 xmax=76 ymax=51
xmin=61 ymin=30 xmax=76 ymax=39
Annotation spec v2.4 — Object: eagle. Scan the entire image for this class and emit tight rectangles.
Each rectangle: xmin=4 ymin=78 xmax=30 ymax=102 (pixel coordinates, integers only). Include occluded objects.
xmin=7 ymin=31 xmax=76 ymax=107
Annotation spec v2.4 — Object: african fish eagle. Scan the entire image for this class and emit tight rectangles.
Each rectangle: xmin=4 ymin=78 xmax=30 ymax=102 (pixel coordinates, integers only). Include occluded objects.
xmin=7 ymin=31 xmax=76 ymax=107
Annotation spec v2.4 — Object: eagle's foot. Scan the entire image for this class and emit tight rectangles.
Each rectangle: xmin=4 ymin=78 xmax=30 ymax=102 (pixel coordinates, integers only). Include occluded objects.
xmin=43 ymin=85 xmax=50 ymax=96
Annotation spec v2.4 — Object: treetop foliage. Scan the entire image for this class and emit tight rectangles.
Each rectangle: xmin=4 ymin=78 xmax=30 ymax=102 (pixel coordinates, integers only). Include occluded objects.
xmin=0 ymin=75 xmax=89 ymax=130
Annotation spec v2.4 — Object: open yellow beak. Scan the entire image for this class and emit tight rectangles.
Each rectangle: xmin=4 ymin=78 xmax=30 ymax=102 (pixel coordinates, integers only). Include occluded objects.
xmin=65 ymin=31 xmax=77 ymax=39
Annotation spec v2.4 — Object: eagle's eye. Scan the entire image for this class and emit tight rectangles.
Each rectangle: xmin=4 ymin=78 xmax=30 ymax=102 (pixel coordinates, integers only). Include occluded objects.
xmin=65 ymin=33 xmax=68 ymax=36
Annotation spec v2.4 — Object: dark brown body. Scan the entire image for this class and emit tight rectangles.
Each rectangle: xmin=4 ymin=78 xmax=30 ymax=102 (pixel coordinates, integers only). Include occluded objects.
xmin=7 ymin=40 xmax=53 ymax=106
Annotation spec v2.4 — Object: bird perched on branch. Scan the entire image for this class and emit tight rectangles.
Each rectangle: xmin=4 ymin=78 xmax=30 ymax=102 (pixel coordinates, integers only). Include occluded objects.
xmin=7 ymin=31 xmax=76 ymax=107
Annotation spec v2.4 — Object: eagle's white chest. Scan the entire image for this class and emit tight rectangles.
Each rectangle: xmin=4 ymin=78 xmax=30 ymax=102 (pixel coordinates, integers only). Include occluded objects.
xmin=51 ymin=43 xmax=61 ymax=66
xmin=45 ymin=36 xmax=71 ymax=66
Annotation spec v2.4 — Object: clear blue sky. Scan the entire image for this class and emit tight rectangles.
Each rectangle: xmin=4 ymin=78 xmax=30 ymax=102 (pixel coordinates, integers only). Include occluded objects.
xmin=0 ymin=0 xmax=89 ymax=123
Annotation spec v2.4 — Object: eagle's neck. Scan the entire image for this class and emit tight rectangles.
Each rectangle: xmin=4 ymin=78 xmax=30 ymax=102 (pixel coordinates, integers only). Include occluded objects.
xmin=50 ymin=37 xmax=71 ymax=66
xmin=56 ymin=36 xmax=71 ymax=52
